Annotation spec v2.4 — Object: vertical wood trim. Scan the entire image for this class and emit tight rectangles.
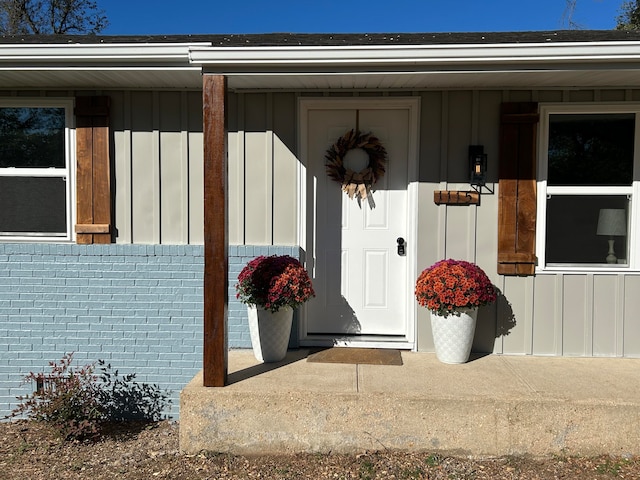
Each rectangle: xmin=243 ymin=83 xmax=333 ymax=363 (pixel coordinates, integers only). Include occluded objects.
xmin=556 ymin=274 xmax=565 ymax=355
xmin=237 ymin=93 xmax=246 ymax=244
xmin=76 ymin=111 xmax=93 ymax=244
xmin=497 ymin=102 xmax=539 ymax=275
xmin=438 ymin=92 xmax=449 ymax=259
xmin=266 ymin=92 xmax=274 ymax=244
xmin=469 ymin=91 xmax=480 ymax=262
xmin=617 ymin=275 xmax=625 ymax=357
xmin=152 ymin=92 xmax=161 ymax=244
xmin=75 ymin=96 xmax=111 ymax=244
xmin=524 ymin=276 xmax=535 ymax=355
xmin=203 ymin=75 xmax=228 ymax=387
xmin=118 ymin=91 xmax=133 ymax=243
xmin=494 ymin=277 xmax=506 ymax=354
xmin=181 ymin=92 xmax=190 ymax=243
xmin=585 ymin=274 xmax=594 ymax=356
xmin=471 ymin=90 xmax=479 ymax=143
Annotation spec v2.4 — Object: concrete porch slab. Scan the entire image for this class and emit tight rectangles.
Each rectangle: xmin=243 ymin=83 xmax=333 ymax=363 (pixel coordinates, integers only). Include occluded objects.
xmin=180 ymin=350 xmax=640 ymax=457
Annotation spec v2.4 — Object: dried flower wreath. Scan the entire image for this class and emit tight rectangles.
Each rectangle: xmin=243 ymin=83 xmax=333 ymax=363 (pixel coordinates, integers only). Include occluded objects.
xmin=325 ymin=129 xmax=387 ymax=201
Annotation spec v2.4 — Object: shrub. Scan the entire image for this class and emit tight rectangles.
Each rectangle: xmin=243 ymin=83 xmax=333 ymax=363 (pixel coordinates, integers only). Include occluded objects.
xmin=95 ymin=360 xmax=170 ymax=422
xmin=6 ymin=353 xmax=171 ymax=440
xmin=8 ymin=353 xmax=102 ymax=440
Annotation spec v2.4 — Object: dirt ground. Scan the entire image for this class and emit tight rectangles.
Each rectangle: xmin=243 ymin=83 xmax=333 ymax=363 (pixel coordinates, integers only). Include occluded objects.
xmin=1 ymin=420 xmax=639 ymax=479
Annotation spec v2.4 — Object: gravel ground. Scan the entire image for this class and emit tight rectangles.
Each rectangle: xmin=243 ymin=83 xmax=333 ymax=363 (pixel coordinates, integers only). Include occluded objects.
xmin=1 ymin=420 xmax=639 ymax=479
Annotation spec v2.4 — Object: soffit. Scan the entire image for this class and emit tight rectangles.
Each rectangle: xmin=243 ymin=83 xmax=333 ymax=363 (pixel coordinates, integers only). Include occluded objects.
xmin=0 ymin=68 xmax=203 ymax=90
xmin=0 ymin=67 xmax=638 ymax=91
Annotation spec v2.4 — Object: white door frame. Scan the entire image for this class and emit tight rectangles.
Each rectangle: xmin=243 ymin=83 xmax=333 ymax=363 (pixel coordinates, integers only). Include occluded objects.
xmin=298 ymin=97 xmax=420 ymax=350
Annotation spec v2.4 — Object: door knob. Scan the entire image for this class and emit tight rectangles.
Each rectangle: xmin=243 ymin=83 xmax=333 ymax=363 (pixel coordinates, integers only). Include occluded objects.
xmin=397 ymin=237 xmax=406 ymax=256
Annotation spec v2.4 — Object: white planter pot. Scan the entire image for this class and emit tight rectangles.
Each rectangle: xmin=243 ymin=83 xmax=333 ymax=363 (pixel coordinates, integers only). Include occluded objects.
xmin=430 ymin=308 xmax=478 ymax=364
xmin=247 ymin=305 xmax=294 ymax=363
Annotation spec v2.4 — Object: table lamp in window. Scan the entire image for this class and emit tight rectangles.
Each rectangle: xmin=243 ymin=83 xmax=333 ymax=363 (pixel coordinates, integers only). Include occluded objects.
xmin=597 ymin=209 xmax=627 ymax=264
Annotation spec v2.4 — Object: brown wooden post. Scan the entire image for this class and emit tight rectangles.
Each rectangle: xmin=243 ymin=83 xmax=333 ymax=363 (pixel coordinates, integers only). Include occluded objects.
xmin=203 ymin=74 xmax=228 ymax=387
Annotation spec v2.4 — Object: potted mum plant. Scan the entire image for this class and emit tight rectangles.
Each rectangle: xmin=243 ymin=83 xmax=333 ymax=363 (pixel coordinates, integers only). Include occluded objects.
xmin=236 ymin=255 xmax=315 ymax=362
xmin=415 ymin=259 xmax=497 ymax=364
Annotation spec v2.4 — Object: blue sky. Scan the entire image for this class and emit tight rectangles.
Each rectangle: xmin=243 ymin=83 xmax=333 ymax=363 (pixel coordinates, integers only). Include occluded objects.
xmin=103 ymin=0 xmax=623 ymax=35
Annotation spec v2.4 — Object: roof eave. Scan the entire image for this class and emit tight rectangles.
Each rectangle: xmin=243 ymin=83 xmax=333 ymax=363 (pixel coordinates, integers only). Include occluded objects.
xmin=0 ymin=42 xmax=210 ymax=65
xmin=189 ymin=41 xmax=640 ymax=71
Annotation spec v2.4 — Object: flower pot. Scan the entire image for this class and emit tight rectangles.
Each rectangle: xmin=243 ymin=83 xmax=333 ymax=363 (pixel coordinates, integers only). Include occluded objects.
xmin=247 ymin=305 xmax=293 ymax=363
xmin=430 ymin=308 xmax=477 ymax=364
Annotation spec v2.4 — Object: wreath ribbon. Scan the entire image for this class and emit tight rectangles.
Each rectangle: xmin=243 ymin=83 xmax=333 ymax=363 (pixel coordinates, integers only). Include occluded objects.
xmin=342 ymin=167 xmax=372 ymax=199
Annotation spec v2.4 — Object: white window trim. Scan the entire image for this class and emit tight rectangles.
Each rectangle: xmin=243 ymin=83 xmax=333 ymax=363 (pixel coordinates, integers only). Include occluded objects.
xmin=537 ymin=103 xmax=640 ymax=273
xmin=0 ymin=98 xmax=76 ymax=242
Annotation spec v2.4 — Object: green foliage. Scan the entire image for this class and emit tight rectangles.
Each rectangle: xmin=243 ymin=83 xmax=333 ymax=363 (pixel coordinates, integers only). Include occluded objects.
xmin=95 ymin=360 xmax=170 ymax=422
xmin=8 ymin=353 xmax=102 ymax=440
xmin=358 ymin=458 xmax=376 ymax=480
xmin=596 ymin=457 xmax=628 ymax=476
xmin=0 ymin=107 xmax=65 ymax=168
xmin=6 ymin=353 xmax=171 ymax=441
xmin=617 ymin=1 xmax=640 ymax=30
xmin=424 ymin=454 xmax=440 ymax=467
xmin=0 ymin=0 xmax=108 ymax=35
xmin=399 ymin=466 xmax=426 ymax=479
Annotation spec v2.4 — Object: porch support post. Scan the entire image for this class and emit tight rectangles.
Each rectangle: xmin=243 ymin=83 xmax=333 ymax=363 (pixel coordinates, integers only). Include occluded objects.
xmin=202 ymin=74 xmax=228 ymax=387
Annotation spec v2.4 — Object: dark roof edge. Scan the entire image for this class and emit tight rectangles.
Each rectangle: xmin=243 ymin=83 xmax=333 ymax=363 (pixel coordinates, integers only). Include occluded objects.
xmin=2 ymin=30 xmax=640 ymax=46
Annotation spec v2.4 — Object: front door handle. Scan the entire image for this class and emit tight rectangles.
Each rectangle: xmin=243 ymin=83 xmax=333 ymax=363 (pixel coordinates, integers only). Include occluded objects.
xmin=397 ymin=237 xmax=406 ymax=256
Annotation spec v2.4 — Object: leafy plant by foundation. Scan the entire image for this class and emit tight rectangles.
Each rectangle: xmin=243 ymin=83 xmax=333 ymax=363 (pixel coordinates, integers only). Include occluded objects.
xmin=95 ymin=360 xmax=170 ymax=422
xmin=6 ymin=353 xmax=171 ymax=440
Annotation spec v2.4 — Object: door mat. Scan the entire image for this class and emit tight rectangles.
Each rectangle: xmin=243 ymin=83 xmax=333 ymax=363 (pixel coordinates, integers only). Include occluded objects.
xmin=306 ymin=348 xmax=403 ymax=366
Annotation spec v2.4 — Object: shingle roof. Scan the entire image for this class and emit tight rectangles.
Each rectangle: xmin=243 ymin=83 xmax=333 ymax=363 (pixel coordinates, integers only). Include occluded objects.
xmin=3 ymin=30 xmax=640 ymax=46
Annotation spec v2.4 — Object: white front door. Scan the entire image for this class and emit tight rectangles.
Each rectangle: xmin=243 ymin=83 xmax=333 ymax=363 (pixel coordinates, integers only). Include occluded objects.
xmin=300 ymin=99 xmax=419 ymax=347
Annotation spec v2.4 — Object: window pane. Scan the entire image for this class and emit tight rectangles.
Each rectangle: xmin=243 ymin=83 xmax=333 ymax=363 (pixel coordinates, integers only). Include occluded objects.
xmin=0 ymin=107 xmax=65 ymax=168
xmin=0 ymin=177 xmax=67 ymax=235
xmin=548 ymin=114 xmax=634 ymax=186
xmin=545 ymin=195 xmax=629 ymax=265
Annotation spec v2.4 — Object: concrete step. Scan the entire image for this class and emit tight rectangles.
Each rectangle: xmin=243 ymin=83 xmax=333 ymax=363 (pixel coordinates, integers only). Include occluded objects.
xmin=180 ymin=350 xmax=640 ymax=456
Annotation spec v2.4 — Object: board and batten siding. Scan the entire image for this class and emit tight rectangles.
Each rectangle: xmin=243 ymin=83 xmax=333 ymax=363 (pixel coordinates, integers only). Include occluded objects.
xmin=110 ymin=90 xmax=205 ymax=245
xmin=413 ymin=88 xmax=640 ymax=357
xmin=227 ymin=92 xmax=299 ymax=246
xmin=3 ymin=88 xmax=640 ymax=357
xmin=229 ymin=88 xmax=640 ymax=357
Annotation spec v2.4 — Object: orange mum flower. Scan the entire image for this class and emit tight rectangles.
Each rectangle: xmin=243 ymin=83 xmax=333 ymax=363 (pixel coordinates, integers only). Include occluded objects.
xmin=414 ymin=259 xmax=497 ymax=318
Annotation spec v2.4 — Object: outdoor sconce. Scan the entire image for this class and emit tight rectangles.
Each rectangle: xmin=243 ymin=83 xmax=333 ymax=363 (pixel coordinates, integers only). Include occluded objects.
xmin=469 ymin=145 xmax=487 ymax=187
xmin=432 ymin=144 xmax=490 ymax=205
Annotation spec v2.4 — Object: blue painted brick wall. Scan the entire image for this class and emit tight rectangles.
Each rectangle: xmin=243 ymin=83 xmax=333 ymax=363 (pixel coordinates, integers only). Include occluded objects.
xmin=0 ymin=243 xmax=302 ymax=420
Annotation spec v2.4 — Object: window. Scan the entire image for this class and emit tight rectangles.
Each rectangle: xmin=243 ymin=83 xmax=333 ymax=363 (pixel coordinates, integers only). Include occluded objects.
xmin=0 ymin=99 xmax=74 ymax=241
xmin=537 ymin=104 xmax=640 ymax=270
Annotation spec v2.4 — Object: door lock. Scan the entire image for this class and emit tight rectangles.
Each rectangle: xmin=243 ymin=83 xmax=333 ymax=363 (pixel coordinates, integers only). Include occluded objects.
xmin=397 ymin=237 xmax=406 ymax=256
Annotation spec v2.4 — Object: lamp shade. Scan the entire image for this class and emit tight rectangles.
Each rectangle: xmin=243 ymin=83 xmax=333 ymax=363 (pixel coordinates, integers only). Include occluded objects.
xmin=597 ymin=209 xmax=627 ymax=236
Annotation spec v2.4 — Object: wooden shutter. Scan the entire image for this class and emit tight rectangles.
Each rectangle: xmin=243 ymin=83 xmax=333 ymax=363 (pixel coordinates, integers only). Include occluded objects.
xmin=75 ymin=96 xmax=112 ymax=244
xmin=498 ymin=102 xmax=539 ymax=276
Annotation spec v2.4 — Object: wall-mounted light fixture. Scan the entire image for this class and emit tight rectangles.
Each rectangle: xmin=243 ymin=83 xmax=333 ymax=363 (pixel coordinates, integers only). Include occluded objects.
xmin=469 ymin=145 xmax=487 ymax=186
xmin=469 ymin=145 xmax=493 ymax=194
